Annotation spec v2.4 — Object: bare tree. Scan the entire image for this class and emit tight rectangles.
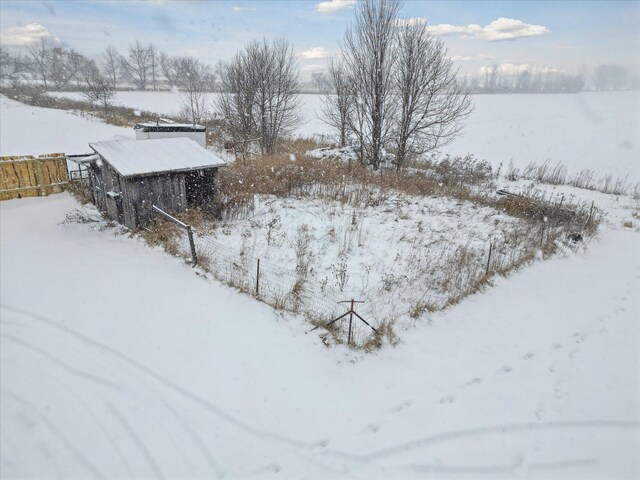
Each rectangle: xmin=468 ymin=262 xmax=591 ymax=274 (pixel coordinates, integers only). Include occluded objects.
xmin=595 ymin=64 xmax=631 ymax=91
xmin=216 ymin=55 xmax=258 ymax=162
xmin=160 ymin=52 xmax=182 ymax=89
xmin=311 ymin=71 xmax=331 ymax=93
xmin=120 ymin=40 xmax=152 ymax=90
xmin=325 ymin=0 xmax=473 ymax=170
xmin=393 ymin=22 xmax=472 ymax=170
xmin=216 ymin=37 xmax=301 ymax=156
xmin=341 ymin=0 xmax=401 ymax=170
xmin=319 ymin=58 xmax=352 ymax=148
xmin=102 ymin=46 xmax=120 ymax=89
xmin=49 ymin=47 xmax=86 ymax=89
xmin=179 ymin=56 xmax=209 ymax=124
xmin=27 ymin=37 xmax=52 ymax=89
xmin=148 ymin=43 xmax=159 ymax=91
xmin=80 ymin=60 xmax=116 ymax=111
xmin=0 ymin=47 xmax=30 ymax=82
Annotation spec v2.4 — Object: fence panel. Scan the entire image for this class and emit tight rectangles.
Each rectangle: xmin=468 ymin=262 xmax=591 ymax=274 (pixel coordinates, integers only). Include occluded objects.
xmin=0 ymin=153 xmax=68 ymax=201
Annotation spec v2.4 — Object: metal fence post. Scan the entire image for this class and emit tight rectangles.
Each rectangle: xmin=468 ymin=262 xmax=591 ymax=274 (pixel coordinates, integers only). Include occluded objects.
xmin=187 ymin=226 xmax=198 ymax=267
xmin=256 ymin=258 xmax=260 ymax=295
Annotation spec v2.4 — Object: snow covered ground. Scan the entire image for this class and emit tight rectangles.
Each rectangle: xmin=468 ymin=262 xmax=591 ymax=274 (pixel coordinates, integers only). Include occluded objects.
xmin=2 ymin=189 xmax=639 ymax=479
xmin=193 ymin=193 xmax=532 ymax=323
xmin=47 ymin=90 xmax=640 ymax=183
xmin=1 ymin=89 xmax=638 ymax=478
xmin=0 ymin=95 xmax=133 ymax=157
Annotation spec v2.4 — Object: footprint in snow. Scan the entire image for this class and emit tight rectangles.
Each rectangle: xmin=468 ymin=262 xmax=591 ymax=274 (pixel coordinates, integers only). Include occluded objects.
xmin=252 ymin=464 xmax=282 ymax=475
xmin=522 ymin=352 xmax=536 ymax=360
xmin=463 ymin=377 xmax=483 ymax=387
xmin=439 ymin=395 xmax=456 ymax=404
xmin=363 ymin=423 xmax=381 ymax=434
xmin=391 ymin=400 xmax=412 ymax=413
xmin=497 ymin=365 xmax=513 ymax=374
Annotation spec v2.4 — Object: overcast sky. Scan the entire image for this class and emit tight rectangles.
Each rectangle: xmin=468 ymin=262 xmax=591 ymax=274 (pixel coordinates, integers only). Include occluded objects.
xmin=1 ymin=0 xmax=639 ymax=79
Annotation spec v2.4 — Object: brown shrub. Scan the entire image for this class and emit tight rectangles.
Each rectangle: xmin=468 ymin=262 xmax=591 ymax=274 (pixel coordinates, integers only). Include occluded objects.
xmin=66 ymin=180 xmax=92 ymax=205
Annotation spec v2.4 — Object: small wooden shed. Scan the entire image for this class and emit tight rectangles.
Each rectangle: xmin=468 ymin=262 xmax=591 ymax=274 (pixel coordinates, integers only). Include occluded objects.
xmin=86 ymin=137 xmax=225 ymax=229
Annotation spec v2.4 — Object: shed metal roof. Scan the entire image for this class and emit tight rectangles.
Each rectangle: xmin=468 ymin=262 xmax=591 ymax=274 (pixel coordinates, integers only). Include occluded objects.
xmin=134 ymin=122 xmax=206 ymax=132
xmin=89 ymin=137 xmax=225 ymax=178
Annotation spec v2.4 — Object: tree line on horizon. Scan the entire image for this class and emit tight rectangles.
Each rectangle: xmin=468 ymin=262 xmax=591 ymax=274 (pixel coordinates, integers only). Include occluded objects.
xmin=0 ymin=30 xmax=636 ymax=96
xmin=0 ymin=0 xmax=638 ymax=169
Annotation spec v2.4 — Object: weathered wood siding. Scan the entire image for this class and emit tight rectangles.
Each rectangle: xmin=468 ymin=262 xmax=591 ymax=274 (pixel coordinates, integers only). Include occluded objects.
xmin=89 ymin=162 xmax=128 ymax=226
xmin=122 ymin=173 xmax=186 ymax=228
xmin=89 ymin=154 xmax=219 ymax=228
xmin=0 ymin=154 xmax=68 ymax=201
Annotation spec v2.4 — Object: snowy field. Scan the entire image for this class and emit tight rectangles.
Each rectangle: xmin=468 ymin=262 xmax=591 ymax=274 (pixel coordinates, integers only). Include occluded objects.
xmin=0 ymin=96 xmax=132 ymax=157
xmin=1 ymin=92 xmax=639 ymax=478
xmin=2 ymin=191 xmax=639 ymax=479
xmin=47 ymin=90 xmax=640 ymax=182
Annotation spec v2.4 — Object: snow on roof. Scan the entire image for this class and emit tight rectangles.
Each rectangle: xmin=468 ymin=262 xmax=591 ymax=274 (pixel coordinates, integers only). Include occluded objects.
xmin=89 ymin=137 xmax=225 ymax=178
xmin=66 ymin=153 xmax=100 ymax=164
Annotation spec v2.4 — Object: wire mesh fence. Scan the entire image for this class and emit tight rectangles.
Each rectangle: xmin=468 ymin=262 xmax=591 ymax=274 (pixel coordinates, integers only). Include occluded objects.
xmin=149 ymin=189 xmax=598 ymax=349
xmin=191 ymin=232 xmax=381 ymax=346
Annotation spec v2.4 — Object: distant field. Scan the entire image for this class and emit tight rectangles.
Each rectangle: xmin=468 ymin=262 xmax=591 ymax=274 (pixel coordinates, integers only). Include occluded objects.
xmin=38 ymin=89 xmax=640 ymax=183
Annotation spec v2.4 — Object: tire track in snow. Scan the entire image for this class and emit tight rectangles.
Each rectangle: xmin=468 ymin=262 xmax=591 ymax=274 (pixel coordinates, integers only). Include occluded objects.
xmin=163 ymin=401 xmax=224 ymax=478
xmin=3 ymin=315 xmax=218 ymax=478
xmin=43 ymin=373 xmax=136 ymax=478
xmin=110 ymin=369 xmax=215 ymax=478
xmin=2 ymin=391 xmax=106 ymax=479
xmin=0 ymin=332 xmax=121 ymax=390
xmin=321 ymin=420 xmax=640 ymax=463
xmin=396 ymin=457 xmax=597 ymax=476
xmin=1 ymin=304 xmax=315 ymax=450
xmin=106 ymin=402 xmax=165 ymax=480
xmin=1 ymin=355 xmax=136 ymax=477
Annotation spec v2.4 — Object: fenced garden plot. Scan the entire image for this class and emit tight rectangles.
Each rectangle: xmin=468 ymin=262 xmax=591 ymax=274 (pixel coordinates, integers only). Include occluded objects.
xmin=141 ymin=182 xmax=599 ymax=350
xmin=57 ymin=138 xmax=595 ymax=350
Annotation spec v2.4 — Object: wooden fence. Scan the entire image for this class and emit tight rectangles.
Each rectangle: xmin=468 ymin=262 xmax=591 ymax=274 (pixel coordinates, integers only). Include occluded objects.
xmin=0 ymin=153 xmax=69 ymax=201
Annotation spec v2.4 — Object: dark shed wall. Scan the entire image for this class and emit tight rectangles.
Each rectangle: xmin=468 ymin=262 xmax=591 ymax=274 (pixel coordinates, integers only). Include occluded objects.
xmin=122 ymin=172 xmax=187 ymax=228
xmin=89 ymin=155 xmax=218 ymax=228
xmin=90 ymin=162 xmax=126 ymax=224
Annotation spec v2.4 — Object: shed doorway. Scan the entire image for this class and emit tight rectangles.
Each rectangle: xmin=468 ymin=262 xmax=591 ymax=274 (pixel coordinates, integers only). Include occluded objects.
xmin=185 ymin=170 xmax=217 ymax=209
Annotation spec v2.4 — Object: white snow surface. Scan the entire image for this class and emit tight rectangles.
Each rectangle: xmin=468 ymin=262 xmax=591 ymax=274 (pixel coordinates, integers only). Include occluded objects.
xmin=0 ymin=95 xmax=132 ymax=157
xmin=48 ymin=90 xmax=640 ymax=182
xmin=1 ymin=192 xmax=639 ymax=479
xmin=90 ymin=137 xmax=226 ymax=177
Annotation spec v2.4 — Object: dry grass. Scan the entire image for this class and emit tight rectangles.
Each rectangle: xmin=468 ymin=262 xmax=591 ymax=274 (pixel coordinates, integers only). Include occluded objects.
xmin=507 ymin=159 xmax=639 ymax=197
xmin=140 ymin=218 xmax=182 ymax=256
xmin=216 ymin=138 xmax=484 ymax=220
xmin=66 ymin=180 xmax=92 ymax=205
